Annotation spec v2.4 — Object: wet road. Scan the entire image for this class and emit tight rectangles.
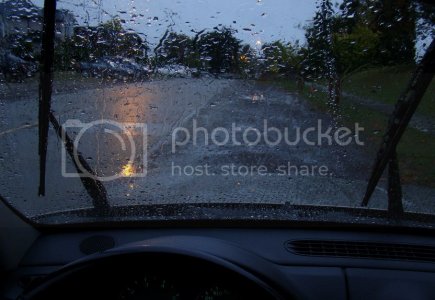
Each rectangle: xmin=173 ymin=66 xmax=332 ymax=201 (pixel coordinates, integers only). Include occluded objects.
xmin=0 ymin=78 xmax=434 ymax=218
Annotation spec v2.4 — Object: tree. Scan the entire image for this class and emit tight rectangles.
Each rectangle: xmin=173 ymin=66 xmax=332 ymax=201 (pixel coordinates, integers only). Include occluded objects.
xmin=238 ymin=44 xmax=258 ymax=78
xmin=56 ymin=17 xmax=149 ymax=69
xmin=372 ymin=0 xmax=416 ymax=64
xmin=261 ymin=40 xmax=305 ymax=87
xmin=197 ymin=27 xmax=242 ymax=73
xmin=263 ymin=41 xmax=303 ymax=70
xmin=92 ymin=18 xmax=148 ymax=58
xmin=305 ymin=0 xmax=392 ymax=108
xmin=305 ymin=0 xmax=340 ymax=108
xmin=262 ymin=41 xmax=291 ymax=74
xmin=5 ymin=33 xmax=37 ymax=61
xmin=54 ymin=37 xmax=76 ymax=70
xmin=333 ymin=24 xmax=380 ymax=73
xmin=339 ymin=0 xmax=416 ymax=65
xmin=157 ymin=31 xmax=192 ymax=65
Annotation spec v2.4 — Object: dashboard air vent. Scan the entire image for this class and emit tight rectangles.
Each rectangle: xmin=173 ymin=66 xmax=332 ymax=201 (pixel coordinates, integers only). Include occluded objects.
xmin=285 ymin=240 xmax=435 ymax=263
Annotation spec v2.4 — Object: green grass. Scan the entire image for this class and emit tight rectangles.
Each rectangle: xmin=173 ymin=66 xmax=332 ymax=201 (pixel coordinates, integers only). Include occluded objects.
xmin=53 ymin=71 xmax=100 ymax=84
xmin=342 ymin=65 xmax=435 ymax=118
xmin=275 ymin=77 xmax=435 ymax=188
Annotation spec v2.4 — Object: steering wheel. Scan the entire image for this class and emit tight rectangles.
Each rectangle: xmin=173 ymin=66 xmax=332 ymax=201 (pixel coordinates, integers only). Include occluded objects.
xmin=20 ymin=236 xmax=291 ymax=300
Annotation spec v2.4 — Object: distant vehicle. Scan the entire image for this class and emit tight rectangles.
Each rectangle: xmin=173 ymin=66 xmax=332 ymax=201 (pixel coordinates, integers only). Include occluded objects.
xmin=0 ymin=52 xmax=37 ymax=82
xmin=79 ymin=57 xmax=150 ymax=80
xmin=79 ymin=58 xmax=110 ymax=78
xmin=156 ymin=64 xmax=194 ymax=78
xmin=116 ymin=57 xmax=151 ymax=80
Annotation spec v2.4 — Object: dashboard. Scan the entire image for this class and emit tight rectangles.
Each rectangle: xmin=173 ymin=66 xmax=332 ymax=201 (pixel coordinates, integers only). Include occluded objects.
xmin=2 ymin=228 xmax=435 ymax=300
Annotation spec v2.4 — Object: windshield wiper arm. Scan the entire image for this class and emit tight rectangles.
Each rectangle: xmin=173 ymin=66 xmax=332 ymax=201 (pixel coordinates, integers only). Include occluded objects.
xmin=38 ymin=0 xmax=110 ymax=214
xmin=49 ymin=113 xmax=110 ymax=213
xmin=361 ymin=39 xmax=435 ymax=211
xmin=38 ymin=0 xmax=56 ymax=196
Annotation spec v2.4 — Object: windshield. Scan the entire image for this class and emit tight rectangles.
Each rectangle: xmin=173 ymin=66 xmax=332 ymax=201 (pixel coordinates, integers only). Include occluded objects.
xmin=0 ymin=0 xmax=434 ymax=227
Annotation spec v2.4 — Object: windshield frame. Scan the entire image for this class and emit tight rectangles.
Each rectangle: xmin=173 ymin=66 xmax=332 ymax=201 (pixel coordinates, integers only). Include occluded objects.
xmin=1 ymin=0 xmax=434 ymax=228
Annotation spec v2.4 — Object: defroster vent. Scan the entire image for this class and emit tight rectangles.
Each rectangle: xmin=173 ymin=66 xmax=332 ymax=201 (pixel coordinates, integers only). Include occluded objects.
xmin=285 ymin=240 xmax=435 ymax=263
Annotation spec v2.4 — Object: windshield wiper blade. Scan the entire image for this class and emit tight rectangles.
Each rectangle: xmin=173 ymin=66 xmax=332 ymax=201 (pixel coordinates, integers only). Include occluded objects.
xmin=38 ymin=0 xmax=109 ymax=214
xmin=361 ymin=39 xmax=435 ymax=210
xmin=49 ymin=113 xmax=110 ymax=213
xmin=386 ymin=151 xmax=403 ymax=215
xmin=38 ymin=0 xmax=57 ymax=196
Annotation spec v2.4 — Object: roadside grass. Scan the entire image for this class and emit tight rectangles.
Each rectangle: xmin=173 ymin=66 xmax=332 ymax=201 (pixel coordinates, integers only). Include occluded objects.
xmin=53 ymin=71 xmax=102 ymax=85
xmin=275 ymin=78 xmax=435 ymax=188
xmin=342 ymin=65 xmax=435 ymax=118
xmin=53 ymin=71 xmax=84 ymax=81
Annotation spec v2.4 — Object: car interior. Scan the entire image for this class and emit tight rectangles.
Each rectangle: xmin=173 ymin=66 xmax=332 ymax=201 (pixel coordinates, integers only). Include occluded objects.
xmin=2 ymin=200 xmax=435 ymax=299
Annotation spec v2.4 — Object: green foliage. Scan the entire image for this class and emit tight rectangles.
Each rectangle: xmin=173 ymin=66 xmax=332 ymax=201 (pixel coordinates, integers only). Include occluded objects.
xmin=342 ymin=65 xmax=435 ymax=118
xmin=4 ymin=33 xmax=38 ymax=61
xmin=304 ymin=0 xmax=336 ymax=79
xmin=339 ymin=0 xmax=416 ymax=65
xmin=261 ymin=41 xmax=304 ymax=78
xmin=305 ymin=0 xmax=419 ymax=80
xmin=238 ymin=44 xmax=258 ymax=78
xmin=157 ymin=32 xmax=192 ymax=65
xmin=153 ymin=27 xmax=250 ymax=74
xmin=332 ymin=25 xmax=380 ymax=73
xmin=101 ymin=18 xmax=124 ymax=33
xmin=278 ymin=67 xmax=435 ymax=187
xmin=54 ymin=38 xmax=77 ymax=70
xmin=89 ymin=18 xmax=148 ymax=59
xmin=197 ymin=27 xmax=242 ymax=73
xmin=53 ymin=17 xmax=150 ymax=70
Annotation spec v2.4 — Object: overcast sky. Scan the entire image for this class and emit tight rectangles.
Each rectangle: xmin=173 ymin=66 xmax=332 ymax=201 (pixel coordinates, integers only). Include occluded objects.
xmin=31 ymin=0 xmax=429 ymax=58
xmin=33 ymin=0 xmax=321 ymax=48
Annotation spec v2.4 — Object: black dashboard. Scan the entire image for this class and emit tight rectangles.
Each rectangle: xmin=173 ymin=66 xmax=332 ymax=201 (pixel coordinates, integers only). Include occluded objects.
xmin=2 ymin=228 xmax=435 ymax=300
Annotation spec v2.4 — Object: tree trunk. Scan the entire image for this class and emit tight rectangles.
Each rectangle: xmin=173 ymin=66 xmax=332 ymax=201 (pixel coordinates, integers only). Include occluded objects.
xmin=327 ymin=75 xmax=341 ymax=108
xmin=297 ymin=75 xmax=304 ymax=93
xmin=334 ymin=76 xmax=341 ymax=106
xmin=327 ymin=77 xmax=334 ymax=106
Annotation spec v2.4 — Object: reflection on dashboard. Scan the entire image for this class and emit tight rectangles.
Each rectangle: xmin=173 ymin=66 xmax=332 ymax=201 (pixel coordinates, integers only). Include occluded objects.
xmin=118 ymin=274 xmax=179 ymax=299
xmin=118 ymin=273 xmax=235 ymax=299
